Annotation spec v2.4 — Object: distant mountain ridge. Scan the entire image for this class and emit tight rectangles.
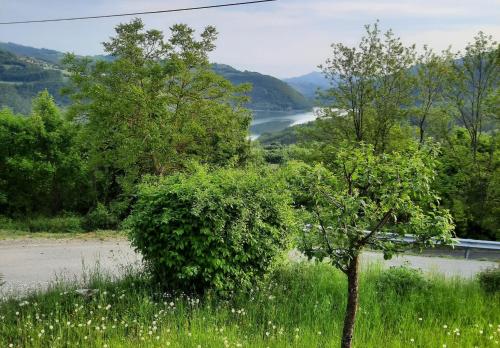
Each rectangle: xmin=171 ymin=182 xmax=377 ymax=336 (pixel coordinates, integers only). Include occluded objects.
xmin=0 ymin=42 xmax=312 ymax=113
xmin=0 ymin=42 xmax=64 ymax=65
xmin=283 ymin=71 xmax=330 ymax=99
xmin=213 ymin=64 xmax=312 ymax=111
xmin=0 ymin=42 xmax=114 ymax=66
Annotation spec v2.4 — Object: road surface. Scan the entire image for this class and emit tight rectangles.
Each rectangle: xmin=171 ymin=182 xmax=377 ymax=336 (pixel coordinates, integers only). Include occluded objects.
xmin=0 ymin=238 xmax=140 ymax=298
xmin=0 ymin=238 xmax=498 ymax=298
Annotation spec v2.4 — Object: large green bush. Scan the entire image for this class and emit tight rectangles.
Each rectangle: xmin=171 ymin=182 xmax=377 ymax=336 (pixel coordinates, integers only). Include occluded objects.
xmin=125 ymin=166 xmax=296 ymax=294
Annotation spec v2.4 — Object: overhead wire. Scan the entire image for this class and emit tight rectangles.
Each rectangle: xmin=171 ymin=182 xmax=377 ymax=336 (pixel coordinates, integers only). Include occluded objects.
xmin=0 ymin=0 xmax=277 ymax=25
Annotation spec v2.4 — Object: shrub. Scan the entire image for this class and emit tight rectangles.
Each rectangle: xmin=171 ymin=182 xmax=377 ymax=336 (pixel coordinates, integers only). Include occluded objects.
xmin=125 ymin=165 xmax=296 ymax=294
xmin=375 ymin=266 xmax=429 ymax=296
xmin=26 ymin=215 xmax=84 ymax=233
xmin=83 ymin=203 xmax=119 ymax=231
xmin=478 ymin=267 xmax=500 ymax=294
xmin=0 ymin=215 xmax=26 ymax=230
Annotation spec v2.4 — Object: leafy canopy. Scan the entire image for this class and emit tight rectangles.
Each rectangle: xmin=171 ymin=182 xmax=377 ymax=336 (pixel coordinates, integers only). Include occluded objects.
xmin=0 ymin=91 xmax=90 ymax=215
xmin=286 ymin=143 xmax=454 ymax=271
xmin=63 ymin=19 xmax=252 ymax=207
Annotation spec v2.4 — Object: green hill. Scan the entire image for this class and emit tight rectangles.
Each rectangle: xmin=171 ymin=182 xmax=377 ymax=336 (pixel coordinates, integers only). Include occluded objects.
xmin=0 ymin=42 xmax=114 ymax=66
xmin=0 ymin=43 xmax=312 ymax=114
xmin=0 ymin=49 xmax=67 ymax=114
xmin=0 ymin=42 xmax=65 ymax=66
xmin=212 ymin=64 xmax=312 ymax=111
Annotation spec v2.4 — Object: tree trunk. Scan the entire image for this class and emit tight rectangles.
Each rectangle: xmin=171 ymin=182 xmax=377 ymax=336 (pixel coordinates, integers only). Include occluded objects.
xmin=341 ymin=255 xmax=360 ymax=348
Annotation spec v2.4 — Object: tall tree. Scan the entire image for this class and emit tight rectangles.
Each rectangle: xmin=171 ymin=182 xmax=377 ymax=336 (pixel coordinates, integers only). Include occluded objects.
xmin=445 ymin=32 xmax=499 ymax=160
xmin=320 ymin=22 xmax=416 ymax=151
xmin=63 ymin=19 xmax=251 ymax=209
xmin=412 ymin=47 xmax=452 ymax=144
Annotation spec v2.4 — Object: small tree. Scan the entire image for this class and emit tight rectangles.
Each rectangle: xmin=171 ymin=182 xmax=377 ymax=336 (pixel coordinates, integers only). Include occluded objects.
xmin=286 ymin=143 xmax=454 ymax=348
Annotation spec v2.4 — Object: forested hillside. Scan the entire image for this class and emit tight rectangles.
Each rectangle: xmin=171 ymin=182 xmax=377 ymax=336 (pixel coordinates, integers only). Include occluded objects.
xmin=0 ymin=43 xmax=312 ymax=113
xmin=0 ymin=41 xmax=114 ymax=66
xmin=212 ymin=64 xmax=312 ymax=110
xmin=0 ymin=42 xmax=65 ymax=65
xmin=0 ymin=49 xmax=66 ymax=114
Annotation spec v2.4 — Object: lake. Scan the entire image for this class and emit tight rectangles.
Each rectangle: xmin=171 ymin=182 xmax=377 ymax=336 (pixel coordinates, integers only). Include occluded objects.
xmin=250 ymin=109 xmax=318 ymax=139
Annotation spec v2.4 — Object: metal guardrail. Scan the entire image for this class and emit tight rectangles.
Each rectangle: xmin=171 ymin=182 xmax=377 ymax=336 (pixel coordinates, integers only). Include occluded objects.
xmin=307 ymin=227 xmax=500 ymax=259
xmin=387 ymin=234 xmax=500 ymax=259
xmin=449 ymin=238 xmax=500 ymax=259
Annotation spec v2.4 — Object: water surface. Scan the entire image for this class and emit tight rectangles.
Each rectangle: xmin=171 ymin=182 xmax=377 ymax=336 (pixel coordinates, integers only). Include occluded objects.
xmin=250 ymin=109 xmax=317 ymax=139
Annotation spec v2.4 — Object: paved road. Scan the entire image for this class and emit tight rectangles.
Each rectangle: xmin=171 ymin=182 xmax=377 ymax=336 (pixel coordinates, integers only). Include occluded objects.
xmin=0 ymin=238 xmax=140 ymax=297
xmin=0 ymin=238 xmax=498 ymax=298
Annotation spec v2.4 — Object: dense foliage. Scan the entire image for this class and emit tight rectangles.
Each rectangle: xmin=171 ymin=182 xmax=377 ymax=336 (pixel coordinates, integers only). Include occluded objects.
xmin=125 ymin=165 xmax=296 ymax=294
xmin=0 ymin=91 xmax=91 ymax=215
xmin=0 ymin=20 xmax=497 ymax=348
xmin=263 ymin=26 xmax=499 ymax=241
xmin=287 ymin=143 xmax=454 ymax=266
xmin=62 ymin=19 xmax=252 ymax=214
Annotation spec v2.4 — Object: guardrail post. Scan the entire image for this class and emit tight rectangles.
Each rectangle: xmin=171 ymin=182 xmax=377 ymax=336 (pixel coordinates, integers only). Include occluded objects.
xmin=464 ymin=248 xmax=471 ymax=259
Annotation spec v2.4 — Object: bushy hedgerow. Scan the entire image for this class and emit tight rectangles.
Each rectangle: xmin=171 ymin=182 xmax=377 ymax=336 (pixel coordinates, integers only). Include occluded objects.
xmin=125 ymin=165 xmax=297 ymax=294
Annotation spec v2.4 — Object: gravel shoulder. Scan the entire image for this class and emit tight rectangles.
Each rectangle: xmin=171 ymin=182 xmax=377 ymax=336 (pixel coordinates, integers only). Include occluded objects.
xmin=1 ymin=238 xmax=498 ymax=298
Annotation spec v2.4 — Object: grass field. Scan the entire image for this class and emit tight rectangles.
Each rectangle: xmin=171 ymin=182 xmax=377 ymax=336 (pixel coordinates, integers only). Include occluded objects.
xmin=1 ymin=262 xmax=499 ymax=348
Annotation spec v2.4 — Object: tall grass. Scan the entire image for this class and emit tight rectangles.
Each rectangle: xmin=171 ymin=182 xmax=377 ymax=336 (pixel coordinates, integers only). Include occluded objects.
xmin=0 ymin=263 xmax=498 ymax=347
xmin=0 ymin=215 xmax=84 ymax=233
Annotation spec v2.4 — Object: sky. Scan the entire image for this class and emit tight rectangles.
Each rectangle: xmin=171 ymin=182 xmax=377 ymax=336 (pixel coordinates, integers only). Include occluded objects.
xmin=0 ymin=0 xmax=499 ymax=78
